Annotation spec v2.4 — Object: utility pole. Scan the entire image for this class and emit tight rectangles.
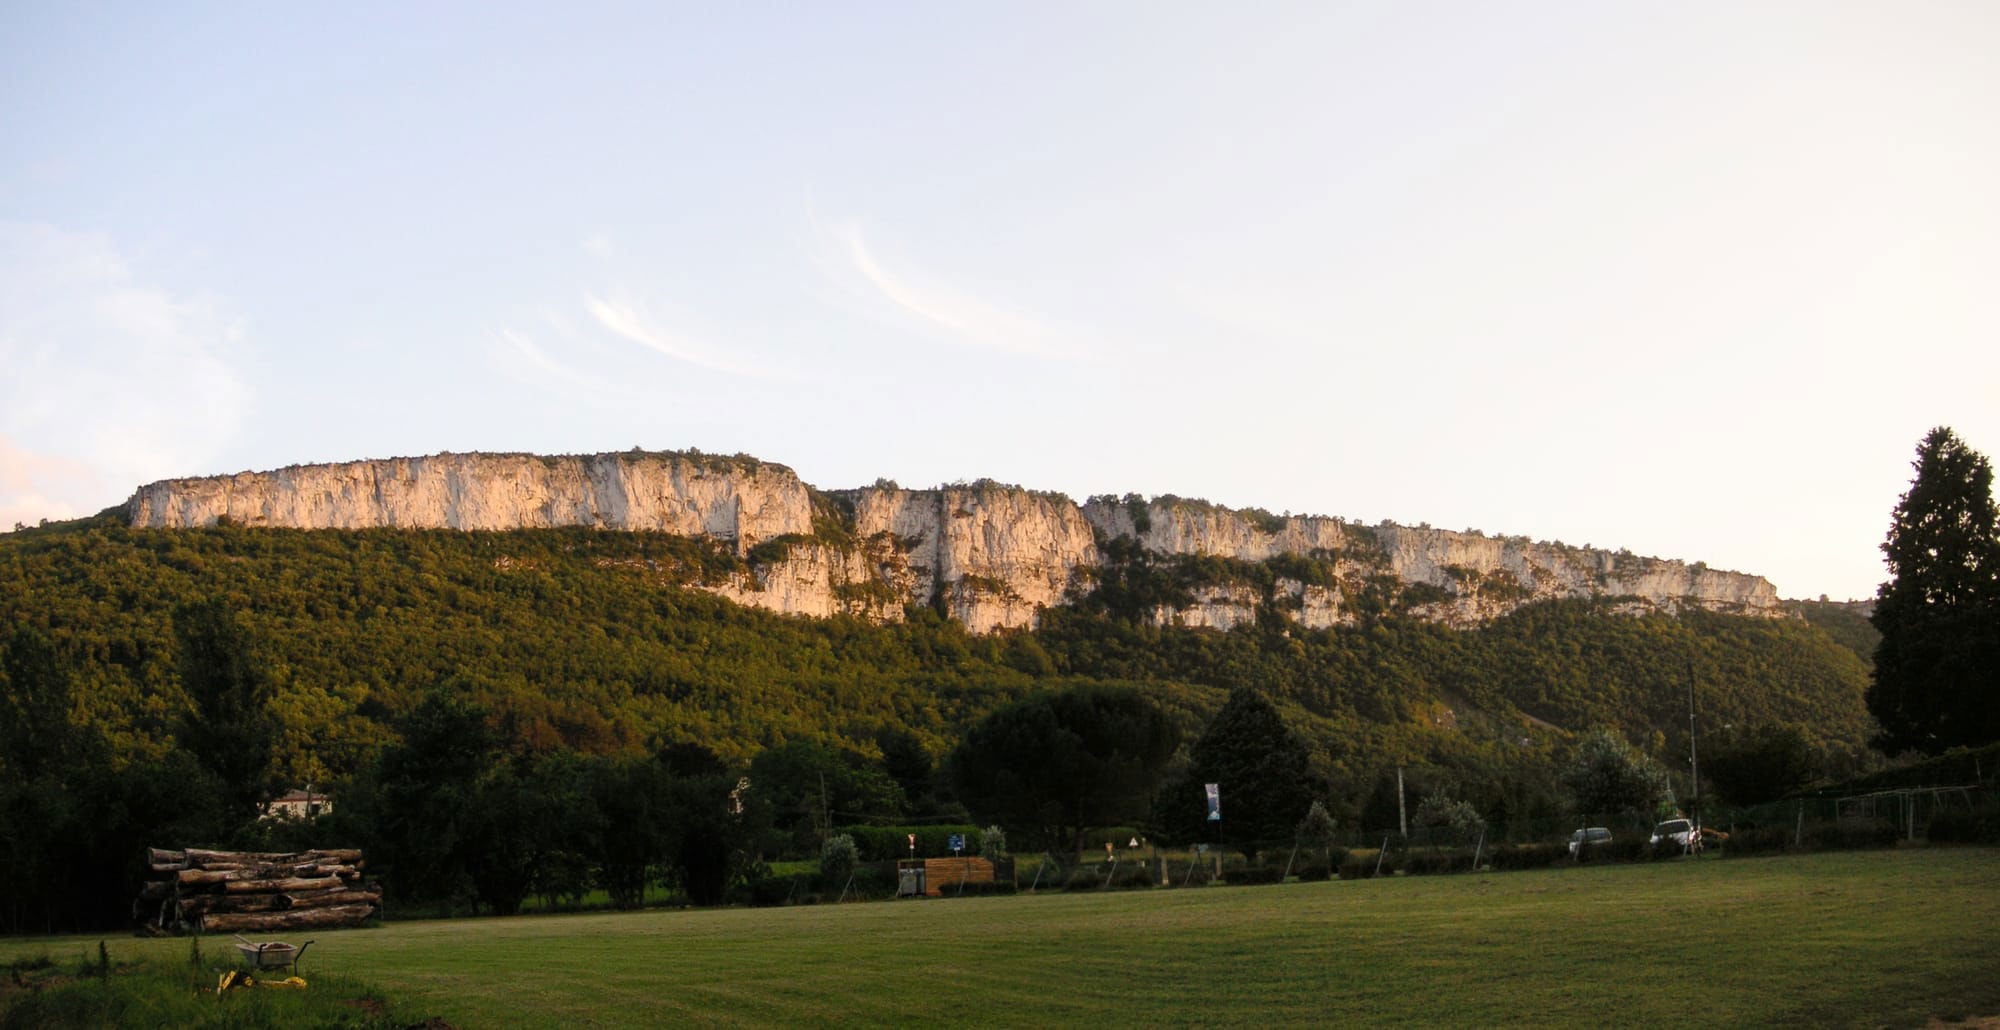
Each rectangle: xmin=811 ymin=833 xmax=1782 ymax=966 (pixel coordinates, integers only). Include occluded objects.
xmin=1686 ymin=661 xmax=1701 ymax=830
xmin=1397 ymin=766 xmax=1407 ymax=837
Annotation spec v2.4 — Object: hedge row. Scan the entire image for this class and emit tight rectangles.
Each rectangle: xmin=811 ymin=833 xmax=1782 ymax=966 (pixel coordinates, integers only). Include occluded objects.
xmin=835 ymin=825 xmax=985 ymax=862
xmin=1927 ymin=806 xmax=2000 ymax=844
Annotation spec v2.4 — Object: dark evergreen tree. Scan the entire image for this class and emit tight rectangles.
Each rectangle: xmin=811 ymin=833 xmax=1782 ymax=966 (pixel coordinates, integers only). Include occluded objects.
xmin=1868 ymin=427 xmax=2000 ymax=754
xmin=1703 ymin=724 xmax=1818 ymax=804
xmin=1155 ymin=687 xmax=1323 ymax=859
xmin=876 ymin=727 xmax=937 ymax=813
xmin=369 ymin=688 xmax=503 ymax=910
xmin=945 ymin=684 xmax=1179 ymax=854
xmin=0 ymin=625 xmax=92 ymax=782
xmin=173 ymin=599 xmax=281 ymax=823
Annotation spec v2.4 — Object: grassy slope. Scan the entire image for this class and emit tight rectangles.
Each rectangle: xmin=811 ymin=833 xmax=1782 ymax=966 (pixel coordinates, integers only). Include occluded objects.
xmin=6 ymin=849 xmax=1996 ymax=1027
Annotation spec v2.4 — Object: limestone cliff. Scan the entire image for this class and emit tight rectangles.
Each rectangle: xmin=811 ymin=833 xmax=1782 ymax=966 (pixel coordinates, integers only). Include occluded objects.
xmin=126 ymin=451 xmax=814 ymax=544
xmin=127 ymin=451 xmax=1781 ymax=632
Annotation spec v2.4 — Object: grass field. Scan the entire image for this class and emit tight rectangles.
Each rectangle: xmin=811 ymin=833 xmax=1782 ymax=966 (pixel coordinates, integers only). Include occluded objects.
xmin=5 ymin=848 xmax=1997 ymax=1027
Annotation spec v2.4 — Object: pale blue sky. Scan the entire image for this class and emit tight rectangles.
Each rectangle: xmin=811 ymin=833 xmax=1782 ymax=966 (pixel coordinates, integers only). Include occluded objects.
xmin=4 ymin=2 xmax=1996 ymax=600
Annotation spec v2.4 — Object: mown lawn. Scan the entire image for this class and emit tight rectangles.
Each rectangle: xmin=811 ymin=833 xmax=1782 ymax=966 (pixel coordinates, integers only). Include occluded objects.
xmin=5 ymin=848 xmax=1997 ymax=1028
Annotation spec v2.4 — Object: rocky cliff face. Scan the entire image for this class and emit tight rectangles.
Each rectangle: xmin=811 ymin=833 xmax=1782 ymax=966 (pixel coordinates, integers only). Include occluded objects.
xmin=127 ymin=452 xmax=814 ymax=544
xmin=128 ymin=451 xmax=1781 ymax=632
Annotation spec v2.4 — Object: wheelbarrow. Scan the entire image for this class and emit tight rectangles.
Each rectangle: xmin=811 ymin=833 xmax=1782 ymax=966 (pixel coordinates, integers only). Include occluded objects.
xmin=232 ymin=934 xmax=314 ymax=973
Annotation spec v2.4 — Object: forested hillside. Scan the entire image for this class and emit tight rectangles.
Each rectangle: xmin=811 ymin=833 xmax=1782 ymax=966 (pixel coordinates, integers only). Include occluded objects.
xmin=1 ymin=516 xmax=1873 ymax=814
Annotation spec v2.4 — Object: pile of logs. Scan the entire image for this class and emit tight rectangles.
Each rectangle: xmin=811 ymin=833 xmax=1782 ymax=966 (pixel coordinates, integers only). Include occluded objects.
xmin=138 ymin=847 xmax=381 ymax=934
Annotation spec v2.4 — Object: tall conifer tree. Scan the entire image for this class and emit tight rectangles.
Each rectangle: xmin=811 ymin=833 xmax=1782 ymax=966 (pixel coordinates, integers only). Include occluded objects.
xmin=1867 ymin=427 xmax=2000 ymax=754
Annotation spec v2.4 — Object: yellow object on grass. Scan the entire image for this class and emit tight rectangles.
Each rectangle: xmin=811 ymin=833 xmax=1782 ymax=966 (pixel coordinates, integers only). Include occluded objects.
xmin=216 ymin=970 xmax=307 ymax=993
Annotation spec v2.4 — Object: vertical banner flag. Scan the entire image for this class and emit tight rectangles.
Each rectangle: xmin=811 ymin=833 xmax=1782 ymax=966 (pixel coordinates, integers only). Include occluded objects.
xmin=1205 ymin=783 xmax=1222 ymax=822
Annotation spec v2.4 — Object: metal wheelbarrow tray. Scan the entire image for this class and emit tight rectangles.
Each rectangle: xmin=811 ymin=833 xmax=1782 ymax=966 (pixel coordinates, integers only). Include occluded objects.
xmin=232 ymin=935 xmax=314 ymax=971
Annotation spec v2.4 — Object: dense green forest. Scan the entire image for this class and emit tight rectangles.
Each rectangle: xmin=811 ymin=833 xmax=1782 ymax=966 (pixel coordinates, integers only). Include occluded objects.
xmin=0 ymin=515 xmax=1891 ymax=931
xmin=1 ymin=516 xmax=1874 ymax=807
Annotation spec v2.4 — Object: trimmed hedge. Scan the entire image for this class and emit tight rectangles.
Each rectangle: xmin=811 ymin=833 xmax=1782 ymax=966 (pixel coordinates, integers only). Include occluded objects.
xmin=1294 ymin=863 xmax=1332 ymax=882
xmin=836 ymin=825 xmax=984 ymax=862
xmin=1808 ymin=821 xmax=1902 ymax=850
xmin=1402 ymin=849 xmax=1477 ymax=875
xmin=738 ymin=872 xmax=815 ymax=907
xmin=1928 ymin=805 xmax=2000 ymax=844
xmin=1487 ymin=844 xmax=1564 ymax=871
xmin=1228 ymin=866 xmax=1285 ymax=885
xmin=1719 ymin=826 xmax=1794 ymax=857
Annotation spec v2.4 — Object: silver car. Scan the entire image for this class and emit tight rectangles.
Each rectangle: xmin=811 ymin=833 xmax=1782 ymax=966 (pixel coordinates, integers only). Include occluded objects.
xmin=1567 ymin=826 xmax=1612 ymax=856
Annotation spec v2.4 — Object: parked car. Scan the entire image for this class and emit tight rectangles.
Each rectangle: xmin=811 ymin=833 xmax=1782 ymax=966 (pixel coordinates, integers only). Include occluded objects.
xmin=1650 ymin=819 xmax=1697 ymax=848
xmin=1567 ymin=827 xmax=1612 ymax=857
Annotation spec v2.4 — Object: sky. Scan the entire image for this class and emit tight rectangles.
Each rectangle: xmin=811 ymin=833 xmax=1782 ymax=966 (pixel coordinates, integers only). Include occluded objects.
xmin=3 ymin=2 xmax=1996 ymax=601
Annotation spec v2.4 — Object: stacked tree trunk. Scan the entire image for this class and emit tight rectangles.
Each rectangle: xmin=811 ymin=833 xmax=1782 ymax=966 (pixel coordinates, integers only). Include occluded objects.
xmin=138 ymin=847 xmax=381 ymax=933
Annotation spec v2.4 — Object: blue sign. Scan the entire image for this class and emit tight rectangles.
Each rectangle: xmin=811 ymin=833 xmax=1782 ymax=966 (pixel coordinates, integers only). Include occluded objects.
xmin=948 ymin=834 xmax=965 ymax=852
xmin=1204 ymin=783 xmax=1222 ymax=822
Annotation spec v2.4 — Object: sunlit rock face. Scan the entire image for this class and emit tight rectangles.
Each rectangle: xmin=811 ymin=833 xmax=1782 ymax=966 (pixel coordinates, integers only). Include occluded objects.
xmin=127 ymin=452 xmax=814 ymax=544
xmin=128 ymin=452 xmax=1782 ymax=633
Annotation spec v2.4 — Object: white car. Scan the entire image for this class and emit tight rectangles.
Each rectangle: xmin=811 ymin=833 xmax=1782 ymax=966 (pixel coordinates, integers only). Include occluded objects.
xmin=1650 ymin=818 xmax=1697 ymax=848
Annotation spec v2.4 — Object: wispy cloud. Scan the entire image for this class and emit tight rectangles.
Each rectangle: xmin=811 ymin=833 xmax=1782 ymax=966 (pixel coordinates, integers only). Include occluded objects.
xmin=494 ymin=328 xmax=647 ymax=405
xmin=835 ymin=221 xmax=1085 ymax=359
xmin=0 ymin=222 xmax=250 ymax=527
xmin=583 ymin=295 xmax=769 ymax=378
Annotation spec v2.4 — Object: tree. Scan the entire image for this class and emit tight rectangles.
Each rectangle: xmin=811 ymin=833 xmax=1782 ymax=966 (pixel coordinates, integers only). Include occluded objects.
xmin=0 ymin=625 xmax=92 ymax=782
xmin=1295 ymin=800 xmax=1338 ymax=865
xmin=589 ymin=754 xmax=670 ymax=909
xmin=1154 ymin=687 xmax=1323 ymax=859
xmin=1703 ymin=724 xmax=1818 ymax=805
xmin=746 ymin=740 xmax=904 ymax=855
xmin=657 ymin=754 xmax=756 ymax=906
xmin=876 ymin=727 xmax=938 ymax=814
xmin=369 ymin=687 xmax=503 ymax=910
xmin=1868 ymin=427 xmax=2000 ymax=754
xmin=1562 ymin=730 xmax=1672 ymax=819
xmin=945 ymin=684 xmax=1179 ymax=855
xmin=820 ymin=833 xmax=858 ymax=884
xmin=173 ymin=599 xmax=281 ymax=824
xmin=1411 ymin=793 xmax=1485 ymax=845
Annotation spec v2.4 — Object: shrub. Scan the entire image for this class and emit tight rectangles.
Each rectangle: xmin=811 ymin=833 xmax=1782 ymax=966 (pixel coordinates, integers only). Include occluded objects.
xmin=1063 ymin=866 xmax=1105 ymax=891
xmin=848 ymin=864 xmax=898 ymax=899
xmin=836 ymin=825 xmax=984 ymax=862
xmin=1294 ymin=863 xmax=1332 ymax=882
xmin=1808 ymin=821 xmax=1902 ymax=851
xmin=1109 ymin=864 xmax=1157 ymax=889
xmin=1411 ymin=794 xmax=1486 ymax=846
xmin=1719 ymin=826 xmax=1794 ymax=857
xmin=1928 ymin=805 xmax=2000 ymax=844
xmin=1488 ymin=844 xmax=1564 ymax=871
xmin=1598 ymin=838 xmax=1650 ymax=863
xmin=739 ymin=872 xmax=812 ymax=907
xmin=1403 ymin=848 xmax=1476 ymax=875
xmin=1644 ymin=840 xmax=1687 ymax=861
xmin=1229 ymin=865 xmax=1285 ymax=885
xmin=1337 ymin=856 xmax=1376 ymax=880
xmin=1324 ymin=845 xmax=1351 ymax=868
xmin=820 ymin=834 xmax=858 ymax=883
